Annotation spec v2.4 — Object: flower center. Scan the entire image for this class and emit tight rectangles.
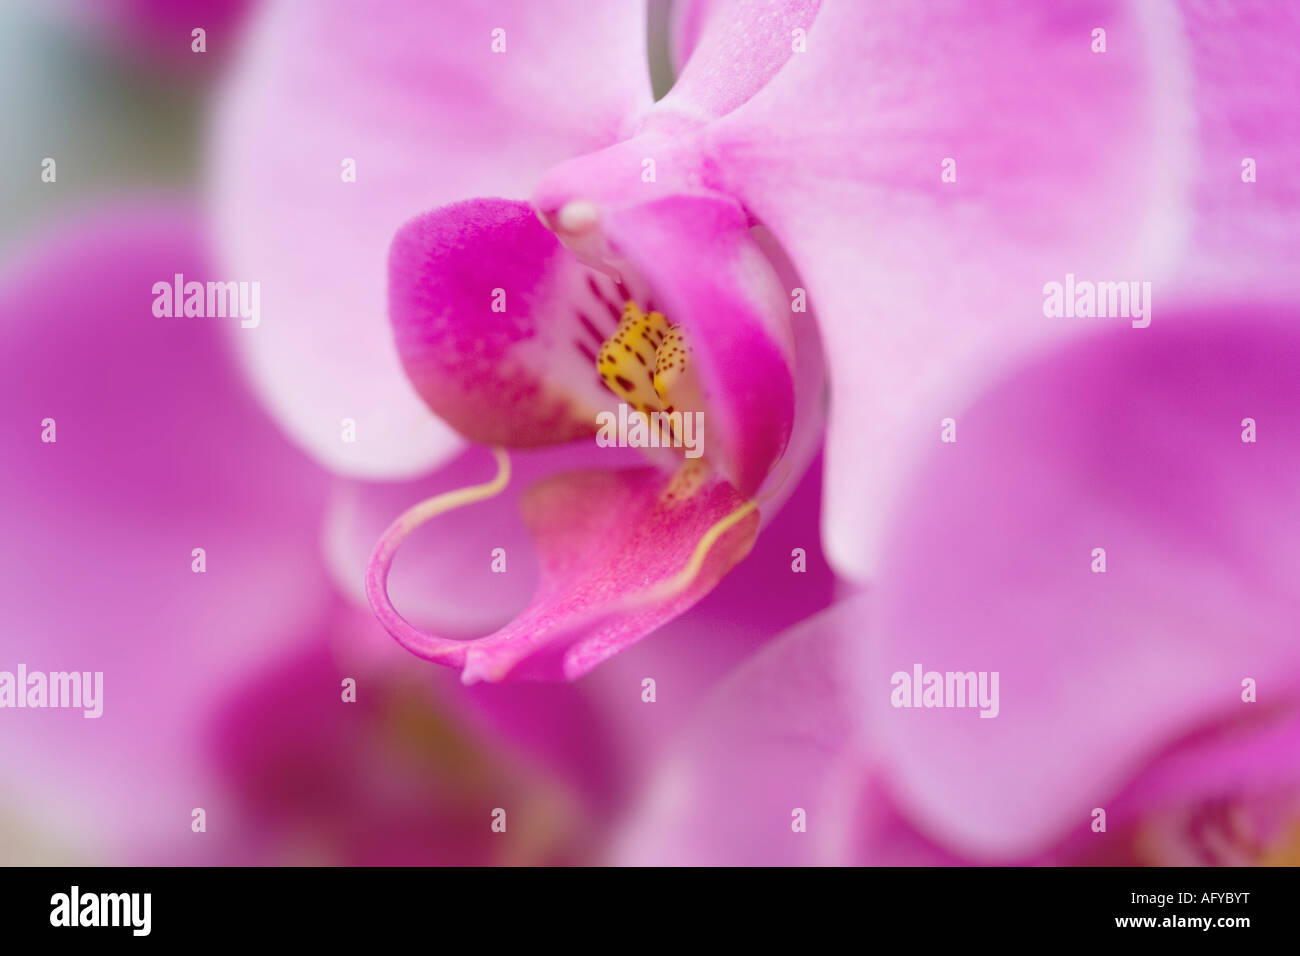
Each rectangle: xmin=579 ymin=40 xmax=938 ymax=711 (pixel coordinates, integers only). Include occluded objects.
xmin=597 ymin=301 xmax=704 ymax=435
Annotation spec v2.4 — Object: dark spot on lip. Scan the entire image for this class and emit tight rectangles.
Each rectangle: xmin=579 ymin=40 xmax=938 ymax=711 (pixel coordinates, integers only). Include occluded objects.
xmin=577 ymin=312 xmax=606 ymax=346
xmin=614 ymin=375 xmax=635 ymax=391
xmin=588 ymin=275 xmax=622 ymax=321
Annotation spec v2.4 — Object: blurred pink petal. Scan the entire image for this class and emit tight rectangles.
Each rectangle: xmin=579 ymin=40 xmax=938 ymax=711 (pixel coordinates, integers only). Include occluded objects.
xmin=0 ymin=204 xmax=331 ymax=857
xmin=858 ymin=308 xmax=1300 ymax=859
xmin=211 ymin=0 xmax=653 ymax=478
xmin=1050 ymin=702 xmax=1300 ymax=864
xmin=614 ymin=595 xmax=862 ymax=865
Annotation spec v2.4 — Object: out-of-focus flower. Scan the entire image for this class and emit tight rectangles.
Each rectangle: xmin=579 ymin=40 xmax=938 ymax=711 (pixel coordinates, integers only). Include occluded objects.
xmin=0 ymin=205 xmax=330 ymax=859
xmin=203 ymin=618 xmax=608 ymax=866
xmin=618 ymin=307 xmax=1300 ymax=865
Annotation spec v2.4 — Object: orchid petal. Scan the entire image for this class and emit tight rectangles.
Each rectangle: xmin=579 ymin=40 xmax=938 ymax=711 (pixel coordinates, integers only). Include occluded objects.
xmin=388 ymin=198 xmax=626 ymax=446
xmin=1044 ymin=702 xmax=1300 ymax=864
xmin=615 ymin=592 xmax=966 ymax=865
xmin=854 ymin=309 xmax=1300 ymax=859
xmin=614 ymin=596 xmax=862 ymax=865
xmin=654 ymin=0 xmax=823 ymax=123
xmin=598 ymin=194 xmax=797 ymax=496
xmin=211 ymin=0 xmax=653 ymax=477
xmin=1171 ymin=1 xmax=1300 ymax=299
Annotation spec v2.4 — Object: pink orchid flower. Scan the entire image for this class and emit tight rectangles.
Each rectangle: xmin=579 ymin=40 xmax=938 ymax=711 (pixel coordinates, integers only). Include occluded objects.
xmin=618 ymin=304 xmax=1300 ymax=866
xmin=215 ymin=0 xmax=1253 ymax=684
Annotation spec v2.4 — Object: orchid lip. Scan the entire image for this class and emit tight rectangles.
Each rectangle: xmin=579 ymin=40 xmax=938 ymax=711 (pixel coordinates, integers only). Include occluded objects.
xmin=362 ymin=445 xmax=767 ymax=684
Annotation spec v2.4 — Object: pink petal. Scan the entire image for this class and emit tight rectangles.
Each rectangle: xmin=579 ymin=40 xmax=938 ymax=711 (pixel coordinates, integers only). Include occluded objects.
xmin=388 ymin=198 xmax=626 ymax=446
xmin=1108 ymin=702 xmax=1300 ymax=820
xmin=211 ymin=0 xmax=653 ymax=477
xmin=749 ymin=224 xmax=829 ymax=509
xmin=702 ymin=0 xmax=1196 ymax=578
xmin=615 ymin=592 xmax=962 ymax=865
xmin=366 ymin=457 xmax=761 ymax=683
xmin=1043 ymin=701 xmax=1300 ymax=864
xmin=597 ymin=194 xmax=797 ymax=497
xmin=614 ymin=596 xmax=862 ymax=865
xmin=654 ymin=0 xmax=823 ymax=122
xmin=854 ymin=309 xmax=1300 ymax=859
xmin=0 ymin=204 xmax=331 ymax=856
xmin=1172 ymin=1 xmax=1300 ymax=300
